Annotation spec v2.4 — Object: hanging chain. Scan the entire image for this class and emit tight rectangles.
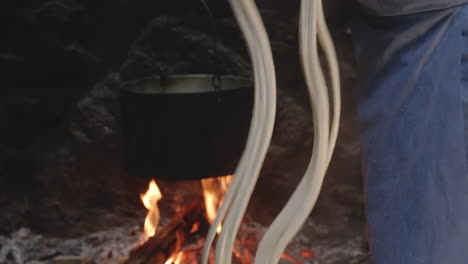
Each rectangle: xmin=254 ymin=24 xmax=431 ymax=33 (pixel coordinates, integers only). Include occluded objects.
xmin=200 ymin=0 xmax=222 ymax=91
xmin=159 ymin=16 xmax=170 ymax=87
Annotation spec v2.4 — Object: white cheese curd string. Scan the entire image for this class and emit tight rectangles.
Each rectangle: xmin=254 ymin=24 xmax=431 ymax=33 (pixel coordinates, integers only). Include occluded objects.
xmin=214 ymin=0 xmax=276 ymax=263
xmin=201 ymin=0 xmax=276 ymax=263
xmin=254 ymin=0 xmax=340 ymax=263
xmin=201 ymin=0 xmax=340 ymax=263
xmin=317 ymin=0 xmax=341 ymax=164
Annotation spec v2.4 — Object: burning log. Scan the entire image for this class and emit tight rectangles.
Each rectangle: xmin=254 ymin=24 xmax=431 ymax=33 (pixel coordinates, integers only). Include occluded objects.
xmin=124 ymin=200 xmax=205 ymax=264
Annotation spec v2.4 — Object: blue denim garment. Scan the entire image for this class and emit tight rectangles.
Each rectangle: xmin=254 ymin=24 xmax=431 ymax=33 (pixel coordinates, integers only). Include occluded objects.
xmin=357 ymin=0 xmax=468 ymax=16
xmin=352 ymin=4 xmax=468 ymax=264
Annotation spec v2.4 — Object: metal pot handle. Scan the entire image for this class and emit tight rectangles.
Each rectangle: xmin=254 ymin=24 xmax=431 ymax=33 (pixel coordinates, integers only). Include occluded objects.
xmin=159 ymin=1 xmax=222 ymax=91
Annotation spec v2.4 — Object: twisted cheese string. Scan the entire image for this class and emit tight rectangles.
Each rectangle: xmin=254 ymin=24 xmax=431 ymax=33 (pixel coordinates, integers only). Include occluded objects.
xmin=201 ymin=0 xmax=276 ymax=263
xmin=255 ymin=0 xmax=341 ymax=263
xmin=201 ymin=0 xmax=340 ymax=263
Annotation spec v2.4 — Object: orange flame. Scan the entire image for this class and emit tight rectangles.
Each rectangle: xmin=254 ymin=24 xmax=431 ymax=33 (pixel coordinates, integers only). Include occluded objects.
xmin=140 ymin=179 xmax=163 ymax=242
xmin=140 ymin=176 xmax=236 ymax=264
xmin=164 ymin=251 xmax=183 ymax=264
xmin=201 ymin=175 xmax=233 ymax=233
xmin=137 ymin=176 xmax=291 ymax=264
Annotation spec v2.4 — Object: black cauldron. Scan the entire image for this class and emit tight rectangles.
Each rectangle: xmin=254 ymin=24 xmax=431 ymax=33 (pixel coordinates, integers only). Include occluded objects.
xmin=120 ymin=74 xmax=253 ymax=180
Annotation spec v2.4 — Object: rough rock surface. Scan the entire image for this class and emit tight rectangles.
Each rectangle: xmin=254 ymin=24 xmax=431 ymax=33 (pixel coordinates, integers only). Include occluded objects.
xmin=0 ymin=1 xmax=366 ymax=263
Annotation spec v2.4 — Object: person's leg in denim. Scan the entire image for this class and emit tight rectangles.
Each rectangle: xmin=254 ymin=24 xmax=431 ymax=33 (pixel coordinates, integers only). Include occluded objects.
xmin=352 ymin=5 xmax=468 ymax=264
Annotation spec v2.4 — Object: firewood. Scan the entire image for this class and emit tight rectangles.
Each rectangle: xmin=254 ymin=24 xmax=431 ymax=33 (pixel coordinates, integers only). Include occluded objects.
xmin=124 ymin=200 xmax=205 ymax=264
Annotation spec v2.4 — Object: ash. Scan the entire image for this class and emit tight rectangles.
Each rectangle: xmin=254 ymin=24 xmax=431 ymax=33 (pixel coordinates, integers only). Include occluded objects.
xmin=0 ymin=225 xmax=141 ymax=264
xmin=0 ymin=220 xmax=368 ymax=264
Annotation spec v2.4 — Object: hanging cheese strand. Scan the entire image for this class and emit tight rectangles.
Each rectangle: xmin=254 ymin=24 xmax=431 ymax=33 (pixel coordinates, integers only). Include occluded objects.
xmin=255 ymin=0 xmax=341 ymax=264
xmin=201 ymin=0 xmax=340 ymax=263
xmin=201 ymin=0 xmax=276 ymax=263
xmin=255 ymin=0 xmax=341 ymax=262
xmin=255 ymin=1 xmax=327 ymax=262
xmin=214 ymin=1 xmax=277 ymax=263
xmin=317 ymin=0 xmax=341 ymax=166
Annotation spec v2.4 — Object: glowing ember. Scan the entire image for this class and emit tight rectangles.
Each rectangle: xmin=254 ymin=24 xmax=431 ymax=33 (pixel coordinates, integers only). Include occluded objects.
xmin=140 ymin=179 xmax=163 ymax=242
xmin=190 ymin=222 xmax=201 ymax=233
xmin=299 ymin=249 xmax=315 ymax=259
xmin=201 ymin=175 xmax=233 ymax=233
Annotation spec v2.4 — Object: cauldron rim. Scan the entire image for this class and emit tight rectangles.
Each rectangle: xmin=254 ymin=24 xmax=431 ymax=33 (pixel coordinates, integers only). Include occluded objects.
xmin=120 ymin=74 xmax=252 ymax=95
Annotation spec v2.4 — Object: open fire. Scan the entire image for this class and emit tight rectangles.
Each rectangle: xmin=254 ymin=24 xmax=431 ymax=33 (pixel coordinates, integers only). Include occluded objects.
xmin=127 ymin=177 xmax=303 ymax=264
xmin=134 ymin=176 xmax=245 ymax=264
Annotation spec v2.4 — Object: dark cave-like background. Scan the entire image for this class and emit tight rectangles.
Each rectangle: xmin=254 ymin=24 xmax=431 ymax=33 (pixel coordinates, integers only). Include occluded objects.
xmin=0 ymin=1 xmax=366 ymax=263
